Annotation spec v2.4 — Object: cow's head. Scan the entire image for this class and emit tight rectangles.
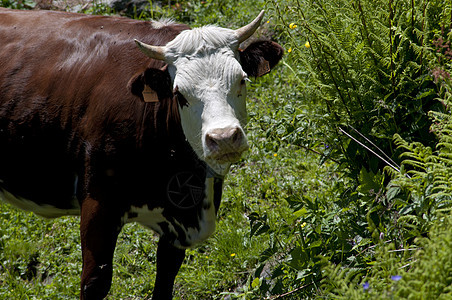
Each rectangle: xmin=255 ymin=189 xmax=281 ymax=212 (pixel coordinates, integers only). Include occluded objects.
xmin=135 ymin=11 xmax=283 ymax=175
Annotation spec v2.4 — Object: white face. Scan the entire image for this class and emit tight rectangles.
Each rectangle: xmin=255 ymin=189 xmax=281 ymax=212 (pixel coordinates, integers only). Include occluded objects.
xmin=164 ymin=27 xmax=250 ymax=174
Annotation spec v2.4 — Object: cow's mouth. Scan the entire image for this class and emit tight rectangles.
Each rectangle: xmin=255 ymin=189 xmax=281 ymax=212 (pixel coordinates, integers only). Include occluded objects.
xmin=207 ymin=151 xmax=245 ymax=164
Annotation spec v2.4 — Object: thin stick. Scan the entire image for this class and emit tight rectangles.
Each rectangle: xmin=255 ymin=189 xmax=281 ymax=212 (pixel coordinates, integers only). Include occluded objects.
xmin=295 ymin=144 xmax=341 ymax=165
xmin=265 ymin=281 xmax=316 ymax=299
xmin=339 ymin=127 xmax=410 ymax=178
xmin=348 ymin=124 xmax=400 ymax=169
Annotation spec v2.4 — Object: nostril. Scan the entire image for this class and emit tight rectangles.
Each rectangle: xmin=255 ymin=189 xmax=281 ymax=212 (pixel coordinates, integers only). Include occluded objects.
xmin=231 ymin=128 xmax=241 ymax=144
xmin=205 ymin=134 xmax=219 ymax=152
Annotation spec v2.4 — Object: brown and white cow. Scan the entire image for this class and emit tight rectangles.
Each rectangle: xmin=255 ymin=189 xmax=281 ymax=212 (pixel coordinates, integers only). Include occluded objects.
xmin=0 ymin=8 xmax=283 ymax=299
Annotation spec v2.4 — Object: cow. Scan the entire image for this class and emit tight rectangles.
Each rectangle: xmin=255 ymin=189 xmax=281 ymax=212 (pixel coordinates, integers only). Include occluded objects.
xmin=0 ymin=7 xmax=283 ymax=299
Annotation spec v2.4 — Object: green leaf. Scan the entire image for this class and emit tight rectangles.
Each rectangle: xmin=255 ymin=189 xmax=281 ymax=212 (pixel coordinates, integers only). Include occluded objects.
xmin=293 ymin=207 xmax=308 ymax=218
xmin=251 ymin=277 xmax=260 ymax=289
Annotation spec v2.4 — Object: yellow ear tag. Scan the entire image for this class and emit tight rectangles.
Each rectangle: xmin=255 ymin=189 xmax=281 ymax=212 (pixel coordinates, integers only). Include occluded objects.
xmin=142 ymin=85 xmax=159 ymax=102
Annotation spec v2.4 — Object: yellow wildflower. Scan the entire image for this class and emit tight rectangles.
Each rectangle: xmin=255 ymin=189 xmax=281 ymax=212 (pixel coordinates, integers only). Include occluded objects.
xmin=305 ymin=41 xmax=310 ymax=48
xmin=266 ymin=20 xmax=270 ymax=24
xmin=273 ymin=153 xmax=278 ymax=157
xmin=287 ymin=47 xmax=293 ymax=53
xmin=230 ymin=253 xmax=236 ymax=257
xmin=289 ymin=23 xmax=297 ymax=29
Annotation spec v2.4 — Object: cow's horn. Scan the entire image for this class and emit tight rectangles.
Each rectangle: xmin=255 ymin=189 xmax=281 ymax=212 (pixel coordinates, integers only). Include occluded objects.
xmin=134 ymin=39 xmax=166 ymax=61
xmin=235 ymin=10 xmax=265 ymax=43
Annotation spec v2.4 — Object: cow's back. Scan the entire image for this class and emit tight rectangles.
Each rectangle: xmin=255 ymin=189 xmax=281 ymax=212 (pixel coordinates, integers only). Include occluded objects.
xmin=0 ymin=8 xmax=188 ymax=214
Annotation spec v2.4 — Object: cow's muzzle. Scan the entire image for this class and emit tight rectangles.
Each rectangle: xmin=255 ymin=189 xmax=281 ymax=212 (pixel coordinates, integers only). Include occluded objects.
xmin=205 ymin=126 xmax=249 ymax=163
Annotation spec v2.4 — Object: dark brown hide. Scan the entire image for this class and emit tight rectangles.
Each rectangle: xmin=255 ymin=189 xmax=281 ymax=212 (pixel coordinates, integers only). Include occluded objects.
xmin=0 ymin=8 xmax=193 ymax=299
xmin=0 ymin=8 xmax=189 ymax=208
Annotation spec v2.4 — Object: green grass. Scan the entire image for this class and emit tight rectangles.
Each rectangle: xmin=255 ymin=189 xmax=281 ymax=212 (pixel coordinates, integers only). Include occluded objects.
xmin=0 ymin=209 xmax=80 ymax=299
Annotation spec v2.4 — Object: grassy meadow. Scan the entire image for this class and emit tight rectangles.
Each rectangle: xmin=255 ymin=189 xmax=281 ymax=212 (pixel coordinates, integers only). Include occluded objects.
xmin=1 ymin=0 xmax=452 ymax=299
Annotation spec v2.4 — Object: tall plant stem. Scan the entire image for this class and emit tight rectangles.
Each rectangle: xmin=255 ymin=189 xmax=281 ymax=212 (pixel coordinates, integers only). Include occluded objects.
xmin=389 ymin=0 xmax=396 ymax=94
xmin=356 ymin=0 xmax=384 ymax=84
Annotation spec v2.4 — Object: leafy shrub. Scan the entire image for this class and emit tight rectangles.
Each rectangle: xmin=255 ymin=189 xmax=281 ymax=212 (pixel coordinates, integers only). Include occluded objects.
xmin=1 ymin=0 xmax=34 ymax=9
xmin=322 ymin=211 xmax=452 ymax=299
xmin=242 ymin=0 xmax=452 ymax=298
xmin=269 ymin=0 xmax=449 ymax=175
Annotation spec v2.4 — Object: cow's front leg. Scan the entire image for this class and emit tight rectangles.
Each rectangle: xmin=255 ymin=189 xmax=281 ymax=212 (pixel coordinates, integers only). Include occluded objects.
xmin=80 ymin=196 xmax=122 ymax=300
xmin=152 ymin=237 xmax=186 ymax=300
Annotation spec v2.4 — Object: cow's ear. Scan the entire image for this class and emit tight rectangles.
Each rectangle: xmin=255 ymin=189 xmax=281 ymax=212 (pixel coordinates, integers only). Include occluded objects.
xmin=128 ymin=65 xmax=172 ymax=102
xmin=239 ymin=41 xmax=284 ymax=77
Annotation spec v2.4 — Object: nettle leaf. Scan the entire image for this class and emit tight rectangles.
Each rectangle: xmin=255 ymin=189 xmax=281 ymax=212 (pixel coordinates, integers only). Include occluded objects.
xmin=308 ymin=240 xmax=323 ymax=249
xmin=386 ymin=184 xmax=402 ymax=201
xmin=293 ymin=207 xmax=308 ymax=219
xmin=249 ymin=212 xmax=271 ymax=238
xmin=251 ymin=223 xmax=270 ymax=237
xmin=288 ymin=246 xmax=308 ymax=270
xmin=251 ymin=277 xmax=260 ymax=289
xmin=271 ymin=265 xmax=285 ymax=279
xmin=357 ymin=168 xmax=384 ymax=197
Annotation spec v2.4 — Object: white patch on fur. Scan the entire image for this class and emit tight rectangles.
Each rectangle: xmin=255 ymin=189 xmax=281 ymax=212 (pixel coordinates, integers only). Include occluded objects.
xmin=57 ymin=35 xmax=109 ymax=70
xmin=163 ymin=26 xmax=249 ymax=172
xmin=0 ymin=187 xmax=80 ymax=218
xmin=151 ymin=18 xmax=176 ymax=29
xmin=174 ymin=177 xmax=216 ymax=247
xmin=123 ymin=177 xmax=217 ymax=248
xmin=124 ymin=206 xmax=176 ymax=237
